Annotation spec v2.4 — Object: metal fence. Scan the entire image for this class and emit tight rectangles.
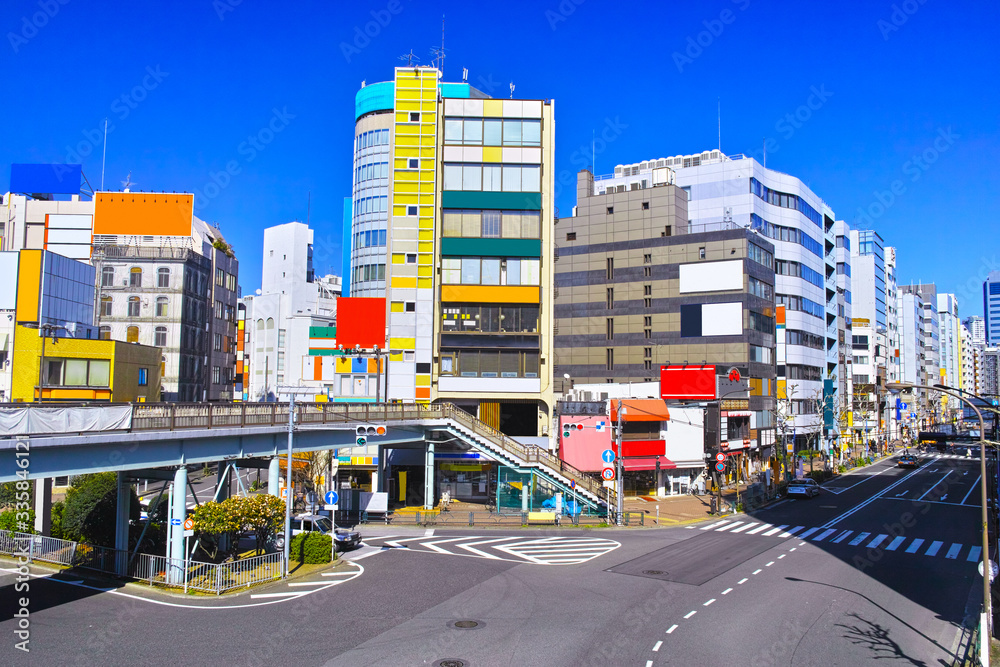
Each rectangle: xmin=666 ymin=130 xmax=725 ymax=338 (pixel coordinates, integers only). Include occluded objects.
xmin=0 ymin=529 xmax=284 ymax=594
xmin=362 ymin=510 xmax=638 ymax=527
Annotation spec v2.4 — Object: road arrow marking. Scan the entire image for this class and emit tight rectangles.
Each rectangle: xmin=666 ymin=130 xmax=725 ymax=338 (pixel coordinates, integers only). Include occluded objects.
xmin=940 ymin=494 xmax=948 ymax=501
xmin=895 ymin=490 xmax=909 ymax=497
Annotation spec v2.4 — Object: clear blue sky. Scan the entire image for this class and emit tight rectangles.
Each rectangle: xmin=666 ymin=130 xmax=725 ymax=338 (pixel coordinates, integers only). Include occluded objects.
xmin=2 ymin=0 xmax=997 ymax=316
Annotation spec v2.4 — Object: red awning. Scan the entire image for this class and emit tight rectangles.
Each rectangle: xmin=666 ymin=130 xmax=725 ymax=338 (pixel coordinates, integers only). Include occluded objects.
xmin=622 ymin=456 xmax=677 ymax=471
xmin=610 ymin=399 xmax=670 ymax=422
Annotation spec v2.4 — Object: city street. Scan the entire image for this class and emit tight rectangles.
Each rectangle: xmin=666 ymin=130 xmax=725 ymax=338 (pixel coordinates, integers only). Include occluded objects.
xmin=0 ymin=453 xmax=982 ymax=665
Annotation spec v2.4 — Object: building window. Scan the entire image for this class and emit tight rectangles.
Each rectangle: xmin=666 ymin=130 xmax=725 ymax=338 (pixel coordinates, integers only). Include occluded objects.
xmin=214 ymin=333 xmax=223 ymax=351
xmin=644 ymin=347 xmax=652 ymax=358
xmin=44 ymin=358 xmax=110 ymax=387
xmin=100 ymin=296 xmax=112 ymax=317
xmin=155 ymin=326 xmax=167 ymax=347
xmin=644 ymin=298 xmax=652 ymax=308
xmin=642 ymin=202 xmax=650 ymax=210
xmin=405 ymin=302 xmax=416 ymax=312
xmin=157 ymin=267 xmax=170 ymax=288
xmin=126 ymin=326 xmax=139 ymax=343
xmin=644 ymin=316 xmax=652 ymax=327
xmin=606 ymin=206 xmax=614 ymax=215
xmin=408 ymin=158 xmax=419 ymax=169
xmin=644 ymin=360 xmax=652 ymax=370
xmin=409 ymin=112 xmax=420 ymax=122
xmin=644 ymin=284 xmax=652 ymax=296
xmin=138 ymin=368 xmax=148 ymax=386
xmin=212 ymin=366 xmax=221 ymax=385
xmin=129 ymin=267 xmax=142 ymax=287
xmin=156 ymin=296 xmax=168 ymax=317
xmin=644 ymin=266 xmax=651 ymax=277
xmin=606 ymin=288 xmax=614 ymax=310
xmin=644 ymin=328 xmax=652 ymax=339
xmin=407 ymin=205 xmax=418 ymax=216
xmin=216 ymin=268 xmax=224 ymax=286
xmin=101 ymin=267 xmax=115 ymax=287
xmin=606 ymin=258 xmax=614 ymax=280
xmin=606 ymin=318 xmax=614 ymax=340
xmin=644 ymin=253 xmax=652 ymax=264
xmin=566 ymin=232 xmax=576 ymax=241
xmin=406 ymin=253 xmax=417 ymax=264
xmin=215 ymin=300 xmax=224 ymax=319
xmin=128 ymin=297 xmax=141 ymax=317
xmin=606 ymin=348 xmax=614 ymax=371
xmin=277 ymin=329 xmax=286 ymax=349
xmin=698 ymin=247 xmax=706 ymax=260
xmin=99 ymin=326 xmax=111 ymax=340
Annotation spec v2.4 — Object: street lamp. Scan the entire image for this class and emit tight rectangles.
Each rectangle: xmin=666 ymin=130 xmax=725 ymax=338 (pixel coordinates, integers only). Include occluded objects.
xmin=18 ymin=321 xmax=69 ymax=403
xmin=887 ymin=381 xmax=991 ymax=639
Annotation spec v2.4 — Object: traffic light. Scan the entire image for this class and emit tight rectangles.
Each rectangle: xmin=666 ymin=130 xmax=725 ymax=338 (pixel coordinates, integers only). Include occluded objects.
xmin=355 ymin=424 xmax=386 ymax=445
xmin=562 ymin=423 xmax=583 ymax=438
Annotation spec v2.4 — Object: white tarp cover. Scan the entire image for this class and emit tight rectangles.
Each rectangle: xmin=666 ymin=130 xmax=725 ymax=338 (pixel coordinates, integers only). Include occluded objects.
xmin=0 ymin=405 xmax=132 ymax=436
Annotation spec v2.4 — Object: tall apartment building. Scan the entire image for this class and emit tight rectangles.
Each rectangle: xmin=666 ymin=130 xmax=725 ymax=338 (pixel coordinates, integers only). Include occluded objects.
xmin=984 ymin=271 xmax=1000 ymax=345
xmin=4 ymin=170 xmax=239 ymax=402
xmin=960 ymin=323 xmax=977 ymax=396
xmin=937 ymin=293 xmax=961 ymax=415
xmin=964 ymin=315 xmax=986 ymax=346
xmin=885 ymin=246 xmax=900 ymax=386
xmin=344 ymin=67 xmax=555 ymax=436
xmin=553 ymin=167 xmax=777 ymax=456
xmin=670 ymin=151 xmax=842 ymax=450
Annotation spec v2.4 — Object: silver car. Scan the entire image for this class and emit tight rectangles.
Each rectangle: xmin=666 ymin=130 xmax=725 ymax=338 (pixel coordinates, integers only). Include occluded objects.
xmin=787 ymin=478 xmax=820 ymax=498
xmin=274 ymin=514 xmax=362 ymax=551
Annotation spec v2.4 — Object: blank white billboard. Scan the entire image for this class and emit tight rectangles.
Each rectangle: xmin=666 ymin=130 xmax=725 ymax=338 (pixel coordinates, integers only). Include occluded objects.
xmin=702 ymin=302 xmax=742 ymax=336
xmin=679 ymin=259 xmax=743 ymax=293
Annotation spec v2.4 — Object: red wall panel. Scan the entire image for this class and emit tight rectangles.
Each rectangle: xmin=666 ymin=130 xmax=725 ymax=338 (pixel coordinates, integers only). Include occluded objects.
xmin=660 ymin=364 xmax=716 ymax=400
xmin=337 ymin=298 xmax=386 ymax=348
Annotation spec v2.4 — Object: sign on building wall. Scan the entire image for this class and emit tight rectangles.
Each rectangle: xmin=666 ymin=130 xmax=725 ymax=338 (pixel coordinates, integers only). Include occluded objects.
xmin=337 ymin=297 xmax=387 ymax=348
xmin=660 ymin=364 xmax=716 ymax=400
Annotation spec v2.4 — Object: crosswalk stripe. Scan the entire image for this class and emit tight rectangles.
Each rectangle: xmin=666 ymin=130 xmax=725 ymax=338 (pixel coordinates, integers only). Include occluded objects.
xmin=730 ymin=523 xmax=757 ymax=534
xmin=886 ymin=536 xmax=906 ymax=551
xmin=798 ymin=527 xmax=820 ymax=539
xmin=763 ymin=525 xmax=788 ymax=536
xmin=745 ymin=524 xmax=771 ymax=535
xmin=831 ymin=530 xmax=852 ymax=544
xmin=716 ymin=522 xmax=745 ymax=532
xmin=925 ymin=541 xmax=944 ymax=557
xmin=813 ymin=529 xmax=837 ymax=542
xmin=849 ymin=532 xmax=871 ymax=546
xmin=702 ymin=520 xmax=731 ymax=530
xmin=779 ymin=526 xmax=805 ymax=538
xmin=968 ymin=546 xmax=983 ymax=562
xmin=457 ymin=537 xmax=519 ymax=559
xmin=945 ymin=543 xmax=962 ymax=559
xmin=905 ymin=538 xmax=925 ymax=553
xmin=867 ymin=534 xmax=889 ymax=549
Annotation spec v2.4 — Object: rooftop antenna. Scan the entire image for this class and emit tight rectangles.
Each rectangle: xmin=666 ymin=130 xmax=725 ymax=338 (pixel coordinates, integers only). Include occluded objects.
xmin=509 ymin=81 xmax=515 ymax=99
xmin=399 ymin=50 xmax=419 ymax=67
xmin=100 ymin=118 xmax=108 ymax=191
xmin=462 ymin=67 xmax=468 ymax=83
xmin=430 ymin=14 xmax=446 ymax=76
xmin=121 ymin=172 xmax=134 ymax=193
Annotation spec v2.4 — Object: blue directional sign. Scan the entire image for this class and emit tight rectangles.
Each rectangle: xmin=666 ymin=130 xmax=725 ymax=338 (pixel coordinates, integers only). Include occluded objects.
xmin=325 ymin=491 xmax=339 ymax=505
xmin=170 ymin=518 xmax=181 ymax=526
xmin=601 ymin=449 xmax=615 ymax=464
xmin=901 ymin=402 xmax=908 ymax=410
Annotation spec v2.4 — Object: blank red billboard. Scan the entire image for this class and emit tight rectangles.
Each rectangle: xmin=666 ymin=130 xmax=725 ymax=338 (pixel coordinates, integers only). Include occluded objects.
xmin=337 ymin=298 xmax=386 ymax=349
xmin=612 ymin=440 xmax=667 ymax=457
xmin=660 ymin=364 xmax=716 ymax=400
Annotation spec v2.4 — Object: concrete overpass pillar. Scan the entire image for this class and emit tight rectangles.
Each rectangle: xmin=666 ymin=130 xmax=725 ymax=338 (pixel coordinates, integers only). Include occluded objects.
xmin=115 ymin=472 xmax=130 ymax=576
xmin=267 ymin=457 xmax=280 ymax=497
xmin=168 ymin=466 xmax=187 ymax=580
xmin=33 ymin=478 xmax=52 ymax=536
xmin=424 ymin=442 xmax=435 ymax=511
xmin=376 ymin=445 xmax=385 ymax=493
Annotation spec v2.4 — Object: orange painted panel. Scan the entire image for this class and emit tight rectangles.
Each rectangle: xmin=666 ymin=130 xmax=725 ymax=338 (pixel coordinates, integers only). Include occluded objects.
xmin=776 ymin=304 xmax=785 ymax=325
xmin=415 ymin=387 xmax=431 ymax=399
xmin=440 ymin=285 xmax=540 ymax=304
xmin=94 ymin=192 xmax=193 ymax=236
xmin=314 ymin=358 xmax=323 ymax=381
xmin=16 ymin=250 xmax=42 ymax=322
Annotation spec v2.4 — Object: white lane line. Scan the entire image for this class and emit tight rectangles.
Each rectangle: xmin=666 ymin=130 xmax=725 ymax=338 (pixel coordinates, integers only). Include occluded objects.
xmin=821 ymin=459 xmax=935 ymax=528
xmin=789 ymin=547 xmax=796 ymax=552
xmin=968 ymin=546 xmax=983 ymax=562
xmin=778 ymin=554 xmax=786 ymax=559
xmin=753 ymin=569 xmax=762 ymax=575
xmin=716 ymin=521 xmax=745 ymax=532
xmin=925 ymin=541 xmax=944 ymax=557
xmin=420 ymin=537 xmax=473 ymax=554
xmin=722 ymin=588 xmax=733 ymax=595
xmin=424 ymin=528 xmax=435 ymax=536
xmin=701 ymin=520 xmax=731 ymax=530
xmin=652 ymin=641 xmax=663 ymax=652
xmin=831 ymin=530 xmax=853 ymax=544
xmin=666 ymin=624 xmax=678 ymax=634
xmin=704 ymin=599 xmax=716 ymax=606
xmin=249 ymin=592 xmax=305 ymax=599
xmin=886 ymin=536 xmax=906 ymax=551
xmin=945 ymin=543 xmax=962 ymax=559
xmin=684 ymin=610 xmax=697 ymax=619
xmin=287 ymin=581 xmax=335 ymax=587
xmin=813 ymin=529 xmax=837 ymax=542
xmin=384 ymin=537 xmax=429 ymax=547
xmin=848 ymin=532 xmax=871 ymax=546
xmin=349 ymin=548 xmax=391 ymax=561
xmin=797 ymin=527 xmax=820 ymax=539
xmin=867 ymin=534 xmax=889 ymax=549
xmin=738 ymin=578 xmax=748 ymax=584
xmin=765 ymin=561 xmax=775 ymax=567
xmin=905 ymin=538 xmax=925 ymax=554
xmin=961 ymin=475 xmax=981 ymax=505
xmin=763 ymin=525 xmax=789 ymax=536
xmin=746 ymin=524 xmax=771 ymax=535
xmin=917 ymin=471 xmax=952 ymax=501
xmin=730 ymin=523 xmax=757 ymax=534
xmin=646 ymin=661 xmax=653 ymax=667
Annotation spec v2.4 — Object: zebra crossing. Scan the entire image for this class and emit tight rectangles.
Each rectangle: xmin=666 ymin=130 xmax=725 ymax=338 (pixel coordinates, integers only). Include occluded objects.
xmin=362 ymin=534 xmax=621 ymax=565
xmin=913 ymin=453 xmax=980 ymax=461
xmin=691 ymin=519 xmax=981 ymax=563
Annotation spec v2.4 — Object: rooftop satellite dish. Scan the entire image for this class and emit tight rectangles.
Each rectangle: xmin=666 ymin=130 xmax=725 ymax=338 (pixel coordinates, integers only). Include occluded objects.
xmin=255 ymin=289 xmax=262 ymax=295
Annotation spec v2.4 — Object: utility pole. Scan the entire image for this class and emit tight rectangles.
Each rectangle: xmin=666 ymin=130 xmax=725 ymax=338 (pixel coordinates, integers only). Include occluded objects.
xmin=615 ymin=399 xmax=624 ymax=526
xmin=278 ymin=386 xmax=316 ymax=577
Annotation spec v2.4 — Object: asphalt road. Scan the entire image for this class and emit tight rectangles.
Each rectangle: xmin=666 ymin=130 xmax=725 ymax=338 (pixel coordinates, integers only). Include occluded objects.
xmin=0 ymin=451 xmax=981 ymax=666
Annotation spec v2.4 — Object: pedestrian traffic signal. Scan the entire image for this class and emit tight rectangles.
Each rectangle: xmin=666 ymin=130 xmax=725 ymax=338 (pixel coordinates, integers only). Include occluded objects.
xmin=356 ymin=424 xmax=387 ymax=437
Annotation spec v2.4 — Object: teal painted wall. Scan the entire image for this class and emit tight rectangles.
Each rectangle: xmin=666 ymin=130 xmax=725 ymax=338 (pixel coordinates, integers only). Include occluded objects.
xmin=441 ymin=191 xmax=542 ymax=210
xmin=441 ymin=238 xmax=541 ymax=257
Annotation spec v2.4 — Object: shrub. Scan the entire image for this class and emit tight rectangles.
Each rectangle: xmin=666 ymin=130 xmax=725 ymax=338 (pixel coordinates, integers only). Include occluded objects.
xmin=63 ymin=473 xmax=139 ymax=547
xmin=0 ymin=508 xmax=34 ymax=532
xmin=290 ymin=532 xmax=332 ymax=564
xmin=837 ymin=464 xmax=847 ymax=473
xmin=50 ymin=501 xmax=65 ymax=539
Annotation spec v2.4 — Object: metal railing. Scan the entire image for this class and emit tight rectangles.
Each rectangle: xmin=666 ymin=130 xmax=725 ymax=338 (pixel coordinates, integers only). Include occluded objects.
xmin=0 ymin=532 xmax=78 ymax=566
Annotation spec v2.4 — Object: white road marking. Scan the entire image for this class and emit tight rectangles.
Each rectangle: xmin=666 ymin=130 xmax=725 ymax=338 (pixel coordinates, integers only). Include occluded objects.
xmin=821 ymin=460 xmax=934 ymax=528
xmin=789 ymin=547 xmax=796 ymax=552
xmin=420 ymin=537 xmax=473 ymax=554
xmin=763 ymin=525 xmax=789 ymax=536
xmin=704 ymin=599 xmax=716 ymax=606
xmin=384 ymin=537 xmax=428 ymax=547
xmin=722 ymin=588 xmax=733 ymax=594
xmin=778 ymin=526 xmax=804 ymax=538
xmin=249 ymin=592 xmax=305 ymax=599
xmin=765 ymin=561 xmax=774 ymax=567
xmin=666 ymin=624 xmax=678 ymax=634
xmin=321 ymin=571 xmax=362 ymax=577
xmin=738 ymin=578 xmax=748 ymax=584
xmin=684 ymin=610 xmax=697 ymax=619
xmin=457 ymin=537 xmax=520 ymax=559
xmin=961 ymin=476 xmax=981 ymax=505
xmin=925 ymin=541 xmax=944 ymax=557
xmin=866 ymin=534 xmax=888 ymax=549
xmin=917 ymin=471 xmax=952 ymax=501
xmin=730 ymin=523 xmax=757 ymax=534
xmin=886 ymin=536 xmax=906 ymax=551
xmin=797 ymin=527 xmax=820 ymax=539
xmin=905 ymin=538 xmax=925 ymax=554
xmin=349 ymin=547 xmax=391 ymax=561
xmin=968 ymin=546 xmax=983 ymax=562
xmin=778 ymin=554 xmax=786 ymax=559
xmin=746 ymin=524 xmax=771 ymax=535
xmin=849 ymin=532 xmax=871 ymax=546
xmin=716 ymin=521 xmax=745 ymax=532
xmin=646 ymin=661 xmax=653 ymax=667
xmin=753 ymin=569 xmax=762 ymax=575
xmin=424 ymin=528 xmax=435 ymax=536
xmin=945 ymin=543 xmax=962 ymax=559
xmin=653 ymin=640 xmax=663 ymax=652
xmin=287 ymin=581 xmax=334 ymax=587
xmin=831 ymin=530 xmax=852 ymax=543
xmin=701 ymin=520 xmax=731 ymax=530
xmin=813 ymin=529 xmax=837 ymax=542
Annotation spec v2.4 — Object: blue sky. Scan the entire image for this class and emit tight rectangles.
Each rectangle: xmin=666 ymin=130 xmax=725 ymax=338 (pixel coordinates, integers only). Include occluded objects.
xmin=2 ymin=0 xmax=998 ymax=316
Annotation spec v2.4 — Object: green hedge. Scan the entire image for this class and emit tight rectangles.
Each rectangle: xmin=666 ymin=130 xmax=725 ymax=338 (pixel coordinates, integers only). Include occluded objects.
xmin=290 ymin=532 xmax=332 ymax=564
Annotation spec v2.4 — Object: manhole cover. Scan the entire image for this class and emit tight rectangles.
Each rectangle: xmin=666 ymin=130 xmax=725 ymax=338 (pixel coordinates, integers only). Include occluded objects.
xmin=435 ymin=660 xmax=467 ymax=667
xmin=450 ymin=620 xmax=482 ymax=629
xmin=643 ymin=570 xmax=666 ymax=575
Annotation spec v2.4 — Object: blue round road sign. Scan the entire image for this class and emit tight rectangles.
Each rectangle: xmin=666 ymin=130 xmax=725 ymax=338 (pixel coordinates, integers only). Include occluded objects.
xmin=715 ymin=462 xmax=725 ymax=472
xmin=601 ymin=449 xmax=615 ymax=464
xmin=325 ymin=491 xmax=339 ymax=505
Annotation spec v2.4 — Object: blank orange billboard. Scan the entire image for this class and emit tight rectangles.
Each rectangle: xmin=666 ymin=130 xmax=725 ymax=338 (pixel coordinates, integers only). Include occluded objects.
xmin=94 ymin=193 xmax=193 ymax=236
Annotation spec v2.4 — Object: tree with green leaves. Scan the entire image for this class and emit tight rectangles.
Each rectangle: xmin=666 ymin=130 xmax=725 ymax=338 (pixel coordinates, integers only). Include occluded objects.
xmin=62 ymin=473 xmax=139 ymax=547
xmin=240 ymin=494 xmax=285 ymax=555
xmin=191 ymin=497 xmax=242 ymax=561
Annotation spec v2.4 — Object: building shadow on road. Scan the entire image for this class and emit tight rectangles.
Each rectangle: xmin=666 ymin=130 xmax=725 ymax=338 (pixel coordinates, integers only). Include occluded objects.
xmin=0 ymin=563 xmax=130 ymax=618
